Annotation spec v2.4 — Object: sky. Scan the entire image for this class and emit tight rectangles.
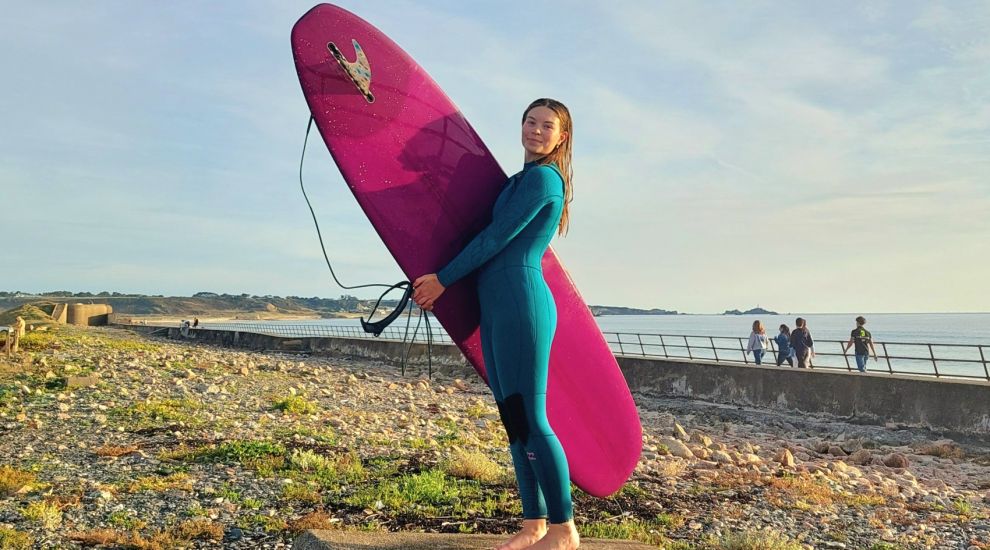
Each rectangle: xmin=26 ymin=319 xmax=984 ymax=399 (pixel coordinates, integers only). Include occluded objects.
xmin=1 ymin=1 xmax=988 ymax=314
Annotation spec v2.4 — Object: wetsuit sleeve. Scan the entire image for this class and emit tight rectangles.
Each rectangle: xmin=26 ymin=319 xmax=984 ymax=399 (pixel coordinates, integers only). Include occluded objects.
xmin=437 ymin=166 xmax=563 ymax=287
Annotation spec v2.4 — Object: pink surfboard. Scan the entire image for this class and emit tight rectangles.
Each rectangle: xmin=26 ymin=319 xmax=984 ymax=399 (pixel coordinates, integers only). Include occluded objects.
xmin=291 ymin=4 xmax=641 ymax=497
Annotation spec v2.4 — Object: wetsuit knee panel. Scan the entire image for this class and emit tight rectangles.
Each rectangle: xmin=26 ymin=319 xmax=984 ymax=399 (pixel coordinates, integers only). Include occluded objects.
xmin=496 ymin=393 xmax=530 ymax=445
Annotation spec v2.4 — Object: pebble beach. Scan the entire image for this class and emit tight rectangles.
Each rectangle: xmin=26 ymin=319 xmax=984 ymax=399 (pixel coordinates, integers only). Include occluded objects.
xmin=0 ymin=326 xmax=988 ymax=549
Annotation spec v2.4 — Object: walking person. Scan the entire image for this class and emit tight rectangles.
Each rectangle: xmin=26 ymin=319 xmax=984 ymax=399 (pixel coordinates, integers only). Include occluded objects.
xmin=414 ymin=98 xmax=579 ymax=550
xmin=843 ymin=316 xmax=877 ymax=372
xmin=790 ymin=317 xmax=815 ymax=368
xmin=774 ymin=324 xmax=794 ymax=367
xmin=745 ymin=320 xmax=769 ymax=365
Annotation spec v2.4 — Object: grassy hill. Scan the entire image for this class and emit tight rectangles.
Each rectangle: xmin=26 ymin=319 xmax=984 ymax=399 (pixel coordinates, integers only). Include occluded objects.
xmin=0 ymin=293 xmax=401 ymax=320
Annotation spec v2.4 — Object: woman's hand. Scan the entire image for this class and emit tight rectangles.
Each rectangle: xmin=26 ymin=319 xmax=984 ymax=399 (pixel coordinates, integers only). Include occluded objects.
xmin=413 ymin=273 xmax=446 ymax=311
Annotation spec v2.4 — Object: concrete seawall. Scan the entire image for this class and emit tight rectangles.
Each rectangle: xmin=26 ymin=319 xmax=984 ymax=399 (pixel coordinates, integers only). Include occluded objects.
xmin=118 ymin=324 xmax=990 ymax=437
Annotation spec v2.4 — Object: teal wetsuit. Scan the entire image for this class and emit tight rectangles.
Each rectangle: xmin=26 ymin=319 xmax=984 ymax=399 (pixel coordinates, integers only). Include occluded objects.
xmin=438 ymin=161 xmax=572 ymax=523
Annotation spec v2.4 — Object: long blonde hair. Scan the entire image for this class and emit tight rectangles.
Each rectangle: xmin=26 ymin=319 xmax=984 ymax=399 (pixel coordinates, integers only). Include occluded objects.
xmin=522 ymin=98 xmax=573 ymax=236
xmin=752 ymin=320 xmax=765 ymax=334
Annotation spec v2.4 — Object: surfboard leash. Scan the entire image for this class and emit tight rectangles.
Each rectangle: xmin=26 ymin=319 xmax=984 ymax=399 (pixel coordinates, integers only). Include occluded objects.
xmin=298 ymin=116 xmax=434 ymax=376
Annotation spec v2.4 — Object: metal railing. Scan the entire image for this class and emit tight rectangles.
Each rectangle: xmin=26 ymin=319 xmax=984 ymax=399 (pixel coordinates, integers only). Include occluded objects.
xmin=602 ymin=332 xmax=990 ymax=381
xmin=123 ymin=319 xmax=990 ymax=381
xmin=194 ymin=321 xmax=454 ymax=345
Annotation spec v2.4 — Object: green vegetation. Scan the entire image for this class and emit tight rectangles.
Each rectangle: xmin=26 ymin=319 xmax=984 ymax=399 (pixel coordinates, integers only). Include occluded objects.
xmin=238 ymin=513 xmax=288 ymax=534
xmin=21 ymin=501 xmax=62 ymax=529
xmin=107 ymin=510 xmax=147 ymax=530
xmin=343 ymin=468 xmax=514 ymax=519
xmin=277 ymin=424 xmax=337 ymax=445
xmin=272 ymin=395 xmax=318 ymax=415
xmin=110 ymin=398 xmax=204 ymax=430
xmin=282 ymin=483 xmax=323 ymax=504
xmin=0 ymin=304 xmax=55 ymax=328
xmin=705 ymin=530 xmax=804 ymax=550
xmin=579 ymin=516 xmax=675 ymax=546
xmin=126 ymin=472 xmax=193 ymax=493
xmin=0 ymin=526 xmax=33 ymax=550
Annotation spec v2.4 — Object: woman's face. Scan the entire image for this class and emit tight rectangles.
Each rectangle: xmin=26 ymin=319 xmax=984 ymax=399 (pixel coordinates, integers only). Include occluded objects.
xmin=522 ymin=106 xmax=567 ymax=159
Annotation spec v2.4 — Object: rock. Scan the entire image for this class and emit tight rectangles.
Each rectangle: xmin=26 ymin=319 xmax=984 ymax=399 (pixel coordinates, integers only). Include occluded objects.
xmin=775 ymin=448 xmax=796 ymax=468
xmin=692 ymin=432 xmax=713 ymax=448
xmin=674 ymin=422 xmax=690 ymax=441
xmin=883 ymin=453 xmax=910 ymax=468
xmin=740 ymin=453 xmax=762 ymax=465
xmin=848 ymin=449 xmax=873 ymax=465
xmin=661 ymin=437 xmax=694 ymax=460
xmin=65 ymin=375 xmax=99 ymax=388
xmin=828 ymin=445 xmax=847 ymax=457
xmin=223 ymin=527 xmax=243 ymax=542
xmin=712 ymin=450 xmax=733 ymax=464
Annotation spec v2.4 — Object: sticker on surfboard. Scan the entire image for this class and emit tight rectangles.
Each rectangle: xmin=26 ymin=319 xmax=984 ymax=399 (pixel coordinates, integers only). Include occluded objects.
xmin=327 ymin=39 xmax=374 ymax=103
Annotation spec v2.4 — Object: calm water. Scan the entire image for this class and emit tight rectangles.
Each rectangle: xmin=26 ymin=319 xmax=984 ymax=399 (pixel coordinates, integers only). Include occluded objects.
xmin=209 ymin=313 xmax=990 ymax=378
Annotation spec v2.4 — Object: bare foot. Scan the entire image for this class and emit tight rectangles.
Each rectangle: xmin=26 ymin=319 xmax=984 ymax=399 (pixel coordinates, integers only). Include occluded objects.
xmin=493 ymin=519 xmax=547 ymax=550
xmin=524 ymin=521 xmax=579 ymax=550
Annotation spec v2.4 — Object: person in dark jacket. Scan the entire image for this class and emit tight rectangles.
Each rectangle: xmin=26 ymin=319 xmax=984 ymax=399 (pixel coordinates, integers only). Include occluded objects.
xmin=774 ymin=324 xmax=794 ymax=367
xmin=789 ymin=317 xmax=814 ymax=368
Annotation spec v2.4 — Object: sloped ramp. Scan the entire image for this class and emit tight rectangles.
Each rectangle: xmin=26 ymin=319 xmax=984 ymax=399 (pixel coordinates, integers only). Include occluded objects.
xmin=292 ymin=531 xmax=654 ymax=549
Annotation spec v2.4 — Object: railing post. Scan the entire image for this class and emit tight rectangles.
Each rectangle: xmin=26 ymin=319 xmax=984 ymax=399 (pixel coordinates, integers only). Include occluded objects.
xmin=842 ymin=342 xmax=851 ymax=371
xmin=709 ymin=336 xmax=719 ymax=362
xmin=739 ymin=337 xmax=748 ymax=364
xmin=683 ymin=335 xmax=693 ymax=360
xmin=617 ymin=333 xmax=626 ymax=356
xmin=928 ymin=344 xmax=939 ymax=377
xmin=637 ymin=333 xmax=646 ymax=357
xmin=882 ymin=342 xmax=892 ymax=374
xmin=981 ymin=345 xmax=988 ymax=382
xmin=659 ymin=335 xmax=668 ymax=358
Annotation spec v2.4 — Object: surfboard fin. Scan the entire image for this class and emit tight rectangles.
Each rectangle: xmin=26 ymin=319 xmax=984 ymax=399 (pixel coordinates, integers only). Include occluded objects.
xmin=327 ymin=39 xmax=375 ymax=103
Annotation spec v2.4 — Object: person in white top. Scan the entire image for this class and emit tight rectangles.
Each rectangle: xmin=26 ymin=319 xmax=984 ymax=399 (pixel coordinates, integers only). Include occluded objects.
xmin=745 ymin=320 xmax=770 ymax=365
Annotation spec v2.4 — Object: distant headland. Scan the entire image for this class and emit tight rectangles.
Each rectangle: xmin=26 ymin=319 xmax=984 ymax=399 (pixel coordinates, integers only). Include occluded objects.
xmin=723 ymin=307 xmax=780 ymax=316
xmin=589 ymin=305 xmax=680 ymax=316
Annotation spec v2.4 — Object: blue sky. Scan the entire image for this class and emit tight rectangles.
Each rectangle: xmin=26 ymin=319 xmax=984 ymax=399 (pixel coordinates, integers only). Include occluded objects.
xmin=1 ymin=1 xmax=988 ymax=313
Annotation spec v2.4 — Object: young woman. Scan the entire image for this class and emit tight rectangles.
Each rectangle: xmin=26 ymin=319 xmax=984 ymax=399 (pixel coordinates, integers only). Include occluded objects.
xmin=774 ymin=324 xmax=794 ymax=367
xmin=413 ymin=98 xmax=578 ymax=550
xmin=746 ymin=320 xmax=769 ymax=365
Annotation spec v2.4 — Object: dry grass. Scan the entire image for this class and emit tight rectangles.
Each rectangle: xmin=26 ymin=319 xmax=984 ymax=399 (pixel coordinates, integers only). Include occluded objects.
xmin=173 ymin=519 xmax=223 ymax=542
xmin=917 ymin=441 xmax=965 ymax=459
xmin=0 ymin=526 xmax=33 ymax=550
xmin=68 ymin=520 xmax=221 ymax=549
xmin=0 ymin=466 xmax=36 ymax=496
xmin=766 ymin=473 xmax=837 ymax=507
xmin=126 ymin=472 xmax=193 ymax=493
xmin=655 ymin=459 xmax=689 ymax=478
xmin=283 ymin=483 xmax=323 ymax=504
xmin=288 ymin=511 xmax=336 ymax=533
xmin=67 ymin=528 xmax=118 ymax=546
xmin=441 ymin=450 xmax=506 ymax=484
xmin=95 ymin=444 xmax=140 ymax=457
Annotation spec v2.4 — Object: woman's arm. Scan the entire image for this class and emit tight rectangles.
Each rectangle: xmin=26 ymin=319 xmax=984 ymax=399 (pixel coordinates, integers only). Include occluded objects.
xmin=437 ymin=165 xmax=563 ymax=287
